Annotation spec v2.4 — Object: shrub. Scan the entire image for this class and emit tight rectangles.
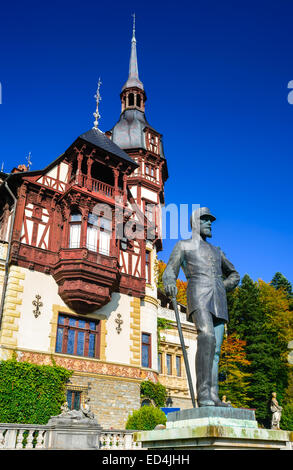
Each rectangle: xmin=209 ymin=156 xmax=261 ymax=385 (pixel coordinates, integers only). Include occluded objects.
xmin=0 ymin=358 xmax=72 ymax=424
xmin=125 ymin=405 xmax=167 ymax=430
xmin=140 ymin=380 xmax=167 ymax=407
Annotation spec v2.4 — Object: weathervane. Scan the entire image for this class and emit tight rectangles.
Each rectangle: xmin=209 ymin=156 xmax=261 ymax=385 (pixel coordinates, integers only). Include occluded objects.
xmin=93 ymin=78 xmax=102 ymax=130
xmin=26 ymin=152 xmax=32 ymax=170
xmin=132 ymin=12 xmax=136 ymax=40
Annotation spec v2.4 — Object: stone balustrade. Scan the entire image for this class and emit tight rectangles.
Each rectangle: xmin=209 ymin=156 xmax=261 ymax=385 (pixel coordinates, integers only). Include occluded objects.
xmin=0 ymin=423 xmax=49 ymax=449
xmin=0 ymin=423 xmax=140 ymax=450
xmin=99 ymin=430 xmax=142 ymax=450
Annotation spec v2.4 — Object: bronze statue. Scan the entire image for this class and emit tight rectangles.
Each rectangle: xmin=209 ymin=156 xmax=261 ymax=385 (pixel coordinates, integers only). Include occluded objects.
xmin=163 ymin=207 xmax=240 ymax=407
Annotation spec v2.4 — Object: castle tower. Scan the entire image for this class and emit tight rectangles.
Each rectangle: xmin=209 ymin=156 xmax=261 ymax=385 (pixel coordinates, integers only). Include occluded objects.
xmin=108 ymin=15 xmax=168 ymax=254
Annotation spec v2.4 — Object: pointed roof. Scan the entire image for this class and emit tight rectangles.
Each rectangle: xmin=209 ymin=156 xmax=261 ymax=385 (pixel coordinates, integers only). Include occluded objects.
xmin=79 ymin=128 xmax=137 ymax=166
xmin=122 ymin=14 xmax=144 ymax=91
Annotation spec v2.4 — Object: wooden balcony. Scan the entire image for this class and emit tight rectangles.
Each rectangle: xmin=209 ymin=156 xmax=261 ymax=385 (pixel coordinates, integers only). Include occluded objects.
xmin=69 ymin=174 xmax=123 ymax=200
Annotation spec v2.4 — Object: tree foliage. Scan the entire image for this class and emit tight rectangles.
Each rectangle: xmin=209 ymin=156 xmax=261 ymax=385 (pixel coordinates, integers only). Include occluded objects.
xmin=156 ymin=260 xmax=187 ymax=306
xmin=227 ymin=274 xmax=293 ymax=428
xmin=157 ymin=317 xmax=173 ymax=348
xmin=0 ymin=358 xmax=72 ymax=424
xmin=218 ymin=333 xmax=252 ymax=408
xmin=140 ymin=380 xmax=167 ymax=408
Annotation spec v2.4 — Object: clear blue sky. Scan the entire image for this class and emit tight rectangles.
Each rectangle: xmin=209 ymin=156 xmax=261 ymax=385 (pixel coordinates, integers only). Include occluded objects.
xmin=1 ymin=0 xmax=292 ymax=284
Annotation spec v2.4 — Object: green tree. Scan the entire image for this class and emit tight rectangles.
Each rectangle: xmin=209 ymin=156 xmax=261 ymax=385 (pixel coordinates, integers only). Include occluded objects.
xmin=271 ymin=272 xmax=292 ymax=297
xmin=227 ymin=275 xmax=292 ymax=427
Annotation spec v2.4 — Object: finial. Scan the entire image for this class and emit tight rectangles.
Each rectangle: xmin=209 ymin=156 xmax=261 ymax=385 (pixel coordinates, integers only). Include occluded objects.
xmin=132 ymin=13 xmax=136 ymax=40
xmin=1 ymin=162 xmax=4 ymax=172
xmin=26 ymin=152 xmax=32 ymax=170
xmin=93 ymin=78 xmax=102 ymax=130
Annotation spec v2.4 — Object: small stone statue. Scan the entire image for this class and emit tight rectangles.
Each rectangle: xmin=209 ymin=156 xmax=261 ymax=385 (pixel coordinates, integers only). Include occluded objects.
xmin=270 ymin=392 xmax=282 ymax=430
xmin=48 ymin=397 xmax=98 ymax=425
xmin=60 ymin=401 xmax=70 ymax=415
xmin=221 ymin=395 xmax=231 ymax=406
xmin=81 ymin=398 xmax=95 ymax=420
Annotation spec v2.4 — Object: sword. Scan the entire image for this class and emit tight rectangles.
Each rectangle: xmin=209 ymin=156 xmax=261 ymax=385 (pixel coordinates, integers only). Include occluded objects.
xmin=171 ymin=296 xmax=196 ymax=408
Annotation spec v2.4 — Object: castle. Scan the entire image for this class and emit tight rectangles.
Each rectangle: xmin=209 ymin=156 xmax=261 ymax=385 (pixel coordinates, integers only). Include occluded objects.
xmin=0 ymin=19 xmax=197 ymax=428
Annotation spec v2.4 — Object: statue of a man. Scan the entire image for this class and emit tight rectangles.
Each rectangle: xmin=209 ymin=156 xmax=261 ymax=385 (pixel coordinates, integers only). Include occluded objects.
xmin=271 ymin=392 xmax=282 ymax=429
xmin=163 ymin=207 xmax=240 ymax=407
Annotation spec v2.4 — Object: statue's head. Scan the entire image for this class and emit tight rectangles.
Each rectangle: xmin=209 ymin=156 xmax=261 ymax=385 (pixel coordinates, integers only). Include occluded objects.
xmin=190 ymin=207 xmax=216 ymax=240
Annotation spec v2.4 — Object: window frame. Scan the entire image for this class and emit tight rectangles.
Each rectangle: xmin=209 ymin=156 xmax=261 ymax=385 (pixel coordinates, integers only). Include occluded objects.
xmin=145 ymin=250 xmax=151 ymax=284
xmin=66 ymin=390 xmax=81 ymax=410
xmin=86 ymin=212 xmax=111 ymax=256
xmin=158 ymin=352 xmax=162 ymax=374
xmin=69 ymin=211 xmax=82 ymax=249
xmin=141 ymin=332 xmax=152 ymax=368
xmin=176 ymin=355 xmax=182 ymax=377
xmin=55 ymin=313 xmax=101 ymax=359
xmin=166 ymin=353 xmax=172 ymax=375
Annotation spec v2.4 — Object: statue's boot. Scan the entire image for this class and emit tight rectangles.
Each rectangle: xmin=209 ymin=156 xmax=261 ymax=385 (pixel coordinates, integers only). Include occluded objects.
xmin=196 ymin=331 xmax=216 ymax=407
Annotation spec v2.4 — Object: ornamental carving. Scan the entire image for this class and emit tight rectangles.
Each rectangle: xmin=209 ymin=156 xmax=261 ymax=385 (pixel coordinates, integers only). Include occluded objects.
xmin=32 ymin=294 xmax=43 ymax=318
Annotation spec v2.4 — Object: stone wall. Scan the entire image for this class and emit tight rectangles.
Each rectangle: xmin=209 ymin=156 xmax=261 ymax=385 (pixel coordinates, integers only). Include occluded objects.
xmin=68 ymin=373 xmax=141 ymax=429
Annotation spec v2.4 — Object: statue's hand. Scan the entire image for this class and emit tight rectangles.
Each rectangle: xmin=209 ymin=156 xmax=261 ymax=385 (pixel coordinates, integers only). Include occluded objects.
xmin=165 ymin=284 xmax=178 ymax=298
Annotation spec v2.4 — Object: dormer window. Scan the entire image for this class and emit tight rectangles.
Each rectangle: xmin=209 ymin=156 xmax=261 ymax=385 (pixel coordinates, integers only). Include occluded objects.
xmin=149 ymin=134 xmax=158 ymax=154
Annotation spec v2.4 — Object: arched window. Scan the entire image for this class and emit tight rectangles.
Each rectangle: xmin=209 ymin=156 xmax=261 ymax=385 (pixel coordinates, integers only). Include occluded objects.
xmin=69 ymin=212 xmax=82 ymax=248
xmin=128 ymin=93 xmax=134 ymax=106
xmin=136 ymin=94 xmax=141 ymax=107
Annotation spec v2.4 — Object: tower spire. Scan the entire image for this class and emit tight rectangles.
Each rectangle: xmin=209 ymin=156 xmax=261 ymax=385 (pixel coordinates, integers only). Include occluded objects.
xmin=132 ymin=12 xmax=136 ymax=41
xmin=122 ymin=14 xmax=144 ymax=91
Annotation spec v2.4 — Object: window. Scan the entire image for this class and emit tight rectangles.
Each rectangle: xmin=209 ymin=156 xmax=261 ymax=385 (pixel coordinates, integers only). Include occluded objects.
xmin=67 ymin=390 xmax=81 ymax=410
xmin=69 ymin=212 xmax=82 ymax=248
xmin=145 ymin=203 xmax=154 ymax=223
xmin=166 ymin=354 xmax=172 ymax=375
xmin=55 ymin=314 xmax=100 ymax=358
xmin=86 ymin=212 xmax=111 ymax=256
xmin=141 ymin=333 xmax=151 ymax=368
xmin=149 ymin=134 xmax=158 ymax=153
xmin=145 ymin=251 xmax=151 ymax=284
xmin=136 ymin=94 xmax=141 ymax=107
xmin=128 ymin=93 xmax=134 ymax=106
xmin=176 ymin=355 xmax=181 ymax=377
xmin=158 ymin=353 xmax=162 ymax=373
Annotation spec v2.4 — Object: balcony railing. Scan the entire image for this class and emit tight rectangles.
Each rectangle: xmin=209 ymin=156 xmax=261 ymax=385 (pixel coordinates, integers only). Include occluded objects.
xmin=69 ymin=174 xmax=122 ymax=199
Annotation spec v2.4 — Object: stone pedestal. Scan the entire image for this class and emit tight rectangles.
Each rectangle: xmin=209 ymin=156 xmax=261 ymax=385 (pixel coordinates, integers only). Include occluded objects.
xmin=46 ymin=409 xmax=102 ymax=450
xmin=47 ymin=422 xmax=102 ymax=450
xmin=134 ymin=407 xmax=293 ymax=450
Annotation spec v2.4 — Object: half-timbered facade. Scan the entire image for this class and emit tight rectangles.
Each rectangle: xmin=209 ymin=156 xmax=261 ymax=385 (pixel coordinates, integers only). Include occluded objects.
xmin=0 ymin=21 xmax=196 ymax=428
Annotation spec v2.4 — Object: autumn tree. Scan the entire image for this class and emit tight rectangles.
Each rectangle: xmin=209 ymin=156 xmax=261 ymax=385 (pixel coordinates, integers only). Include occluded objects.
xmin=218 ymin=332 xmax=252 ymax=408
xmin=156 ymin=259 xmax=187 ymax=306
